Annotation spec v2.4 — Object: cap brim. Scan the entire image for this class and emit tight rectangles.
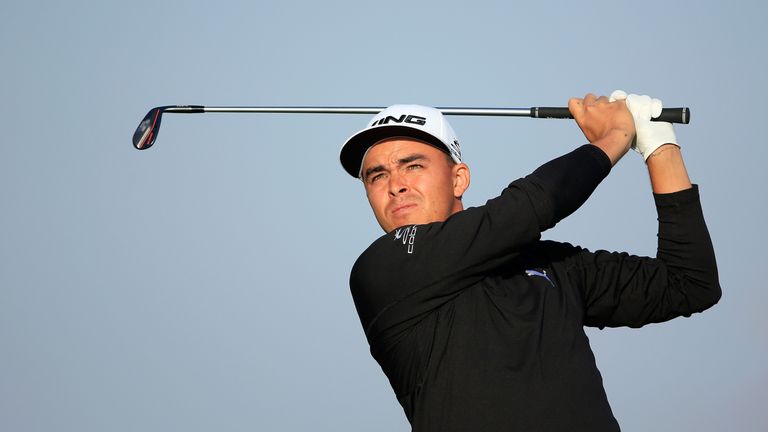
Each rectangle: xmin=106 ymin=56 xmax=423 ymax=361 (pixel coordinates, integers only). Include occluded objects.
xmin=340 ymin=125 xmax=449 ymax=178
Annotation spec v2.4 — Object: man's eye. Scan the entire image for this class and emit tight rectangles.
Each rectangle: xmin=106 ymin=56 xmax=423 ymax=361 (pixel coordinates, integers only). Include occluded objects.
xmin=407 ymin=164 xmax=423 ymax=170
xmin=370 ymin=173 xmax=384 ymax=183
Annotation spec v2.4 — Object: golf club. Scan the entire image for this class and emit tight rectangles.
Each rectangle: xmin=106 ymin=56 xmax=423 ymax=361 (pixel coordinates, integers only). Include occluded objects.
xmin=132 ymin=105 xmax=691 ymax=150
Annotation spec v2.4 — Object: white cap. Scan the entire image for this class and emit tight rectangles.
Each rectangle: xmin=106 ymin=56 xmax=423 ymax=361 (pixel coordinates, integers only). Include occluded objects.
xmin=339 ymin=104 xmax=463 ymax=178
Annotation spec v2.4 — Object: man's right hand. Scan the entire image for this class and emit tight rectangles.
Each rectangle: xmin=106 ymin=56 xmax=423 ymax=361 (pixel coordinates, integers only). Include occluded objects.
xmin=568 ymin=92 xmax=635 ymax=166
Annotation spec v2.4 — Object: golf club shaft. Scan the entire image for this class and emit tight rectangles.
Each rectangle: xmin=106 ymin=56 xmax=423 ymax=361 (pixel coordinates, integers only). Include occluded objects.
xmin=162 ymin=105 xmax=690 ymax=124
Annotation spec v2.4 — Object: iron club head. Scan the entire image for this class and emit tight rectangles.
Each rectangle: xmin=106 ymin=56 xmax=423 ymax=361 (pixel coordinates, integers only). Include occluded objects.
xmin=132 ymin=106 xmax=167 ymax=150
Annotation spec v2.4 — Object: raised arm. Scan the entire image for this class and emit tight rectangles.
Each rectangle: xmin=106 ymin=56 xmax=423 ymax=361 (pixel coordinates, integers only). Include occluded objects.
xmin=575 ymin=91 xmax=720 ymax=327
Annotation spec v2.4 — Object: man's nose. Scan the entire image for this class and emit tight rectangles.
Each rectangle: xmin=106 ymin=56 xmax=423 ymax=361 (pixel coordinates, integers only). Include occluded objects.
xmin=388 ymin=172 xmax=408 ymax=196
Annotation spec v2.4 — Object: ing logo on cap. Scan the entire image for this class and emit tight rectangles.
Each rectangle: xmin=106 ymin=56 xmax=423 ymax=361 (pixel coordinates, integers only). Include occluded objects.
xmin=372 ymin=114 xmax=427 ymax=127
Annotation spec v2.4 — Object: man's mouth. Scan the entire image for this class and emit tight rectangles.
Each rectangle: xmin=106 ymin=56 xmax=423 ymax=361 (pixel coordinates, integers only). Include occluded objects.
xmin=392 ymin=203 xmax=417 ymax=215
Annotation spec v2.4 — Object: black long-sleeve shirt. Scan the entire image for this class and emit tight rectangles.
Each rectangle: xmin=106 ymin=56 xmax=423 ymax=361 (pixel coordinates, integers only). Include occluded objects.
xmin=349 ymin=145 xmax=720 ymax=431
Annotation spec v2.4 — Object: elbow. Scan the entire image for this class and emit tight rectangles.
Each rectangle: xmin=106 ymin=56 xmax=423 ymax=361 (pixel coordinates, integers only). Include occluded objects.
xmin=701 ymin=283 xmax=722 ymax=311
xmin=706 ymin=280 xmax=722 ymax=309
xmin=675 ymin=257 xmax=722 ymax=313
xmin=691 ymin=275 xmax=722 ymax=313
xmin=702 ymin=263 xmax=723 ymax=310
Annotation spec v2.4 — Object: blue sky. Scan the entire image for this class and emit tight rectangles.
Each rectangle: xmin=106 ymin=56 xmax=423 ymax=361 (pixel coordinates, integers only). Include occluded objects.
xmin=2 ymin=1 xmax=766 ymax=431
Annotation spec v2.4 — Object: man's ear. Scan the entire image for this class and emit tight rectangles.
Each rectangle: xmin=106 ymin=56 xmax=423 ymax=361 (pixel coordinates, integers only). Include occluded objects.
xmin=452 ymin=163 xmax=470 ymax=199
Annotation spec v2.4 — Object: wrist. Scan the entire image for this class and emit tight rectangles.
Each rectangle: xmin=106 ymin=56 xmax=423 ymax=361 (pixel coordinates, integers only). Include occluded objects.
xmin=646 ymin=145 xmax=692 ymax=193
xmin=591 ymin=128 xmax=633 ymax=166
xmin=646 ymin=143 xmax=680 ymax=161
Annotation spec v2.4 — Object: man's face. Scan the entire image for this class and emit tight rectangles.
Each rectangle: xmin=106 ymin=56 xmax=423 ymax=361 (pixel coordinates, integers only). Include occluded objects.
xmin=361 ymin=138 xmax=469 ymax=233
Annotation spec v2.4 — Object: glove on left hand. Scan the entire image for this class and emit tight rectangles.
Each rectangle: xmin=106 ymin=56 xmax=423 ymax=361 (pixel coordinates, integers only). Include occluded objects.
xmin=610 ymin=90 xmax=678 ymax=160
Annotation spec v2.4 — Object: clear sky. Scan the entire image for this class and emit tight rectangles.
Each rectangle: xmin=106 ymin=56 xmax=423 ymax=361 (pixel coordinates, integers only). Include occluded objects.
xmin=2 ymin=1 xmax=766 ymax=431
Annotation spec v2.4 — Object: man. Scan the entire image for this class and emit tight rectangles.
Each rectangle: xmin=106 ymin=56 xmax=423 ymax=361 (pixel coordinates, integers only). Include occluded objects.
xmin=339 ymin=91 xmax=720 ymax=431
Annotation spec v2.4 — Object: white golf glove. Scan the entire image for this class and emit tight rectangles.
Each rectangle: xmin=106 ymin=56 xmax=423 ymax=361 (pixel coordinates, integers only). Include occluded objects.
xmin=609 ymin=90 xmax=678 ymax=161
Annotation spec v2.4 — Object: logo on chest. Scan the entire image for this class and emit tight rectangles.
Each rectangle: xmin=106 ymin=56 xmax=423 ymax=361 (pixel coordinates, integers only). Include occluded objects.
xmin=393 ymin=226 xmax=418 ymax=254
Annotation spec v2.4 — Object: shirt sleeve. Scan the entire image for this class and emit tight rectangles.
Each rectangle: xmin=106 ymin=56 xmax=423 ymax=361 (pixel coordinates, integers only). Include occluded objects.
xmin=350 ymin=145 xmax=611 ymax=340
xmin=571 ymin=185 xmax=722 ymax=328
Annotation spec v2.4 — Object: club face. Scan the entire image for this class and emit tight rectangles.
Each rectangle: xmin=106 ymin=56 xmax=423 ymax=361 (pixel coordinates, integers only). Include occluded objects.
xmin=132 ymin=107 xmax=165 ymax=150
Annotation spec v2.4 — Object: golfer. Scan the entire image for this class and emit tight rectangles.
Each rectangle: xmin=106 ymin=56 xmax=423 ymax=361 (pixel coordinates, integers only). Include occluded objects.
xmin=339 ymin=91 xmax=720 ymax=431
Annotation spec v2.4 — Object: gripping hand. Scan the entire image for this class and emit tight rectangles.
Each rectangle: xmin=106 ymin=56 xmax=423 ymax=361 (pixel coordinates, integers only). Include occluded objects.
xmin=610 ymin=90 xmax=678 ymax=160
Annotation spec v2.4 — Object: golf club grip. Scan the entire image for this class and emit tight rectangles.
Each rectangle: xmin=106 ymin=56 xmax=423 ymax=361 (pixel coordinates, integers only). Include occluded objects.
xmin=532 ymin=107 xmax=690 ymax=124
